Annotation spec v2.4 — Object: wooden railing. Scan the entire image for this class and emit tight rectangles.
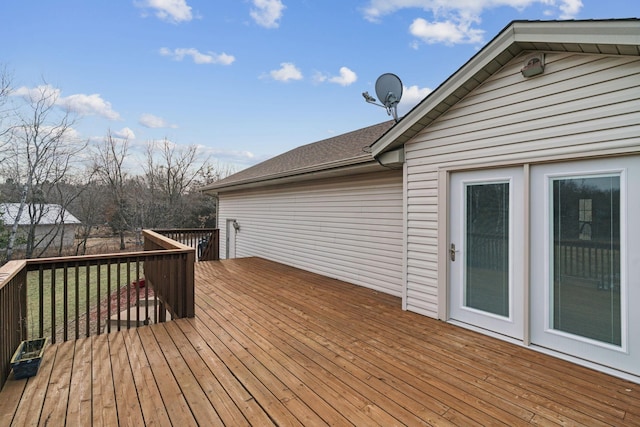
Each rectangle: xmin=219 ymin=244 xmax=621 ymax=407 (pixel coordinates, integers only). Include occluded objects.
xmin=152 ymin=228 xmax=219 ymax=261
xmin=144 ymin=231 xmax=196 ymax=319
xmin=0 ymin=261 xmax=28 ymax=387
xmin=0 ymin=229 xmax=198 ymax=387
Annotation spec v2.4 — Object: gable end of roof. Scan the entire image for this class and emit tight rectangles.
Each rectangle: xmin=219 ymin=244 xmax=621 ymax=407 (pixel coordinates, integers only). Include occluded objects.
xmin=370 ymin=19 xmax=640 ymax=158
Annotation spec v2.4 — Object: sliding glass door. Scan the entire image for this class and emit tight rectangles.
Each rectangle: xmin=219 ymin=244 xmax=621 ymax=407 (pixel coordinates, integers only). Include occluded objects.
xmin=530 ymin=158 xmax=639 ymax=376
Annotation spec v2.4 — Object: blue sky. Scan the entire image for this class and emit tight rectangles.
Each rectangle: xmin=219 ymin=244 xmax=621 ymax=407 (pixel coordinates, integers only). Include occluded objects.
xmin=1 ymin=1 xmax=637 ymax=171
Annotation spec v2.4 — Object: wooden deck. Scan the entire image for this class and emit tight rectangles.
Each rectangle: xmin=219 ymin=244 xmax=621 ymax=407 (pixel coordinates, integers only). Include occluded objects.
xmin=1 ymin=257 xmax=639 ymax=426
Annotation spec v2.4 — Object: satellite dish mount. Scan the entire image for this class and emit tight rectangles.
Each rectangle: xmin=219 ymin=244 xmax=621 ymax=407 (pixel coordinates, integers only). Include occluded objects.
xmin=362 ymin=73 xmax=403 ymax=122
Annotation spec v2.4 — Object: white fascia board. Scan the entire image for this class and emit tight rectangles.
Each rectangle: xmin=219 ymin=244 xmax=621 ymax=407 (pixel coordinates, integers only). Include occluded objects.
xmin=513 ymin=20 xmax=640 ymax=46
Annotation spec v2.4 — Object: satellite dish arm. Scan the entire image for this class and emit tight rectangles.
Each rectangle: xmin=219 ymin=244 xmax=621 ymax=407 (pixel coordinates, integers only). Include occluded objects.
xmin=362 ymin=91 xmax=384 ymax=108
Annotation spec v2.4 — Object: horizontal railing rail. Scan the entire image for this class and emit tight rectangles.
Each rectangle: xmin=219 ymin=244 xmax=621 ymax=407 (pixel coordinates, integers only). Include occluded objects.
xmin=0 ymin=229 xmax=197 ymax=388
xmin=152 ymin=228 xmax=219 ymax=261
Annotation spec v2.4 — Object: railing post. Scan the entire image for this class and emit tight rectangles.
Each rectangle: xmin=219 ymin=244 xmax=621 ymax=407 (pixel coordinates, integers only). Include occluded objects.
xmin=185 ymin=250 xmax=195 ymax=318
xmin=0 ymin=260 xmax=28 ymax=388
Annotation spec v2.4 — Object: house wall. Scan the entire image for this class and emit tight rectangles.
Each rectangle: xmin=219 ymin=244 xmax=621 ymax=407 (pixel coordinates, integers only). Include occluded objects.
xmin=218 ymin=169 xmax=404 ymax=296
xmin=11 ymin=224 xmax=77 ymax=252
xmin=405 ymin=52 xmax=640 ymax=318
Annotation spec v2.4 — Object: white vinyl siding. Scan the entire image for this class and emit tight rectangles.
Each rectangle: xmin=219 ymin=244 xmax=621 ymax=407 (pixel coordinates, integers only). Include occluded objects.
xmin=405 ymin=52 xmax=640 ymax=318
xmin=218 ymin=170 xmax=404 ymax=296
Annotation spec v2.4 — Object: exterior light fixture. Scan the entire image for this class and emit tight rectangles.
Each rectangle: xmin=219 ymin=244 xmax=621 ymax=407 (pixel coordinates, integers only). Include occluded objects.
xmin=521 ymin=53 xmax=545 ymax=78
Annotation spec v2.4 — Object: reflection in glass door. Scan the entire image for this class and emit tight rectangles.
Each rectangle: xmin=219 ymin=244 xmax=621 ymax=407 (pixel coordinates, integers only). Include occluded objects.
xmin=465 ymin=182 xmax=510 ymax=317
xmin=551 ymin=175 xmax=621 ymax=346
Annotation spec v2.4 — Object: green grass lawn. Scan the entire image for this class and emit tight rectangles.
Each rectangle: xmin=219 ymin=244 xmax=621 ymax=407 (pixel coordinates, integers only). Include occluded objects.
xmin=25 ymin=262 xmax=144 ymax=339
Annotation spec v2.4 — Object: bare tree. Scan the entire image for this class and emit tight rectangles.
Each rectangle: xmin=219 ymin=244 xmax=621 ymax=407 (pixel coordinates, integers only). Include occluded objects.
xmin=143 ymin=138 xmax=211 ymax=227
xmin=93 ymin=130 xmax=130 ymax=250
xmin=0 ymin=65 xmax=14 ymax=180
xmin=1 ymin=83 xmax=85 ymax=260
xmin=71 ymin=179 xmax=107 ymax=255
xmin=44 ymin=173 xmax=93 ymax=257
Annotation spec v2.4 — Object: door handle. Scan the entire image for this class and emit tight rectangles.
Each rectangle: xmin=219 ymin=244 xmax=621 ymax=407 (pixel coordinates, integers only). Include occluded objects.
xmin=450 ymin=243 xmax=458 ymax=261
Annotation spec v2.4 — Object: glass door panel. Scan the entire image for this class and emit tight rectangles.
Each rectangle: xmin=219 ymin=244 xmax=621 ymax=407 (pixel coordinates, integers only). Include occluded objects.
xmin=465 ymin=182 xmax=510 ymax=317
xmin=551 ymin=175 xmax=621 ymax=345
xmin=531 ymin=157 xmax=639 ymax=378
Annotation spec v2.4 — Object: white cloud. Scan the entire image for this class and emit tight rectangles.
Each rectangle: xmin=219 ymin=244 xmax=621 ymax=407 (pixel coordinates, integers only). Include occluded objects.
xmin=557 ymin=0 xmax=583 ymax=19
xmin=12 ymin=84 xmax=120 ymax=120
xmin=114 ymin=127 xmax=136 ymax=140
xmin=313 ymin=67 xmax=358 ymax=86
xmin=139 ymin=113 xmax=178 ymax=129
xmin=12 ymin=85 xmax=61 ymax=105
xmin=159 ymin=47 xmax=235 ymax=65
xmin=362 ymin=0 xmax=584 ymax=45
xmin=400 ymin=84 xmax=432 ymax=113
xmin=60 ymin=93 xmax=121 ymax=120
xmin=268 ymin=62 xmax=303 ymax=82
xmin=250 ymin=0 xmax=285 ymax=28
xmin=135 ymin=0 xmax=193 ymax=23
xmin=207 ymin=147 xmax=255 ymax=161
xmin=329 ymin=67 xmax=358 ymax=86
xmin=60 ymin=126 xmax=83 ymax=142
xmin=409 ymin=18 xmax=484 ymax=45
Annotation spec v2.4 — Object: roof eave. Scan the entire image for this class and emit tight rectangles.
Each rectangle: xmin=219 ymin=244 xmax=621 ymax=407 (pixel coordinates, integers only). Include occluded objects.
xmin=201 ymin=155 xmax=381 ymax=194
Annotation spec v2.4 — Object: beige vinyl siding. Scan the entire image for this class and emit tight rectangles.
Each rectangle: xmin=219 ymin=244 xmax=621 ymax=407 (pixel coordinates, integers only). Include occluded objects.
xmin=405 ymin=52 xmax=640 ymax=318
xmin=218 ymin=170 xmax=404 ymax=296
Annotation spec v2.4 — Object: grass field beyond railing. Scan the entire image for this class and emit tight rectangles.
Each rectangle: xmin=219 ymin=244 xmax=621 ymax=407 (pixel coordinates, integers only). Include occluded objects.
xmin=25 ymin=262 xmax=143 ymax=341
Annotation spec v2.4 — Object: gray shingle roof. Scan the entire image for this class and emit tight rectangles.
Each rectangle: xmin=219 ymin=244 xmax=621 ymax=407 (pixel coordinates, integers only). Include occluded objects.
xmin=203 ymin=120 xmax=394 ymax=191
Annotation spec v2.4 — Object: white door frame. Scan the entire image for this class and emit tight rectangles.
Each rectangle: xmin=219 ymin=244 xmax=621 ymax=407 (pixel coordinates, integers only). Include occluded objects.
xmin=448 ymin=167 xmax=525 ymax=340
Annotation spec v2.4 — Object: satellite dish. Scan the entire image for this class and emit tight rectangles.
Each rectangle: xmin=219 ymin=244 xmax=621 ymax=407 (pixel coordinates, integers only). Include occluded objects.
xmin=362 ymin=73 xmax=403 ymax=122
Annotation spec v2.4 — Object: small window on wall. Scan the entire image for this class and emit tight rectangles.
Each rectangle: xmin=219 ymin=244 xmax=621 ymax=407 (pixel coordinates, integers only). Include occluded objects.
xmin=579 ymin=198 xmax=592 ymax=241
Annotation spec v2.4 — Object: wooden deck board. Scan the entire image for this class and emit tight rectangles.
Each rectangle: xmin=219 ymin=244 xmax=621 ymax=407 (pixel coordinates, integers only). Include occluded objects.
xmin=1 ymin=257 xmax=639 ymax=426
xmin=121 ymin=328 xmax=172 ymax=427
xmin=149 ymin=322 xmax=224 ymax=426
xmin=39 ymin=339 xmax=74 ymax=426
xmin=66 ymin=337 xmax=92 ymax=426
xmin=92 ymin=333 xmax=118 ymax=426
xmin=136 ymin=326 xmax=198 ymax=425
xmin=174 ymin=319 xmax=274 ymax=426
xmin=0 ymin=371 xmax=26 ymax=425
xmin=108 ymin=332 xmax=145 ymax=427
